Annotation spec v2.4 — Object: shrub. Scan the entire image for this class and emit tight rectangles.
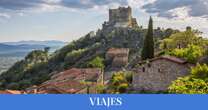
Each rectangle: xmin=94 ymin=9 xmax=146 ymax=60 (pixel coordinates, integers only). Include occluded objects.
xmin=111 ymin=72 xmax=127 ymax=86
xmin=96 ymin=84 xmax=106 ymax=94
xmin=108 ymin=71 xmax=130 ymax=93
xmin=118 ymin=83 xmax=129 ymax=93
xmin=168 ymin=77 xmax=208 ymax=94
xmin=191 ymin=64 xmax=208 ymax=81
xmin=7 ymin=82 xmax=20 ymax=90
xmin=125 ymin=72 xmax=133 ymax=84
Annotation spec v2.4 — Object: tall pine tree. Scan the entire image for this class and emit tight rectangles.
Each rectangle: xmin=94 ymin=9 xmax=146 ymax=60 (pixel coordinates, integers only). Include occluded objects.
xmin=141 ymin=16 xmax=154 ymax=60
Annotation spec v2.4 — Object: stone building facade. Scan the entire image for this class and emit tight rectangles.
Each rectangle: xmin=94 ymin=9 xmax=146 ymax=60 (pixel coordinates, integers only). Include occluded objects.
xmin=102 ymin=6 xmax=138 ymax=29
xmin=106 ymin=48 xmax=129 ymax=68
xmin=133 ymin=56 xmax=192 ymax=92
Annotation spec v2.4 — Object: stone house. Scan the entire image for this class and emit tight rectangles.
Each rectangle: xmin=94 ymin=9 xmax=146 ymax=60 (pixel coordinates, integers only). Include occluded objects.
xmin=106 ymin=48 xmax=129 ymax=68
xmin=133 ymin=56 xmax=193 ymax=92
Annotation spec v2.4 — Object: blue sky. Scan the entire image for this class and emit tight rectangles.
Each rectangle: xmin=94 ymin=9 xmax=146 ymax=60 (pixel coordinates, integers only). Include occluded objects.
xmin=0 ymin=0 xmax=207 ymax=42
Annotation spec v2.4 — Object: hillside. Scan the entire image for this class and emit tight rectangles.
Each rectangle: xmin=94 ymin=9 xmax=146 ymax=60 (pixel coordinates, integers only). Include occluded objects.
xmin=0 ymin=40 xmax=66 ymax=76
xmin=0 ymin=26 xmax=177 ymax=90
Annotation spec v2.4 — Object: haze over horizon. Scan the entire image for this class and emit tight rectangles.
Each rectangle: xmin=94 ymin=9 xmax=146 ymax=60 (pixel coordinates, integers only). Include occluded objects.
xmin=0 ymin=0 xmax=207 ymax=42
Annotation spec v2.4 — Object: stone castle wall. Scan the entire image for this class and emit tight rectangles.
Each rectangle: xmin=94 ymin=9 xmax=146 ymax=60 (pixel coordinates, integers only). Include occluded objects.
xmin=109 ymin=7 xmax=132 ymax=24
xmin=103 ymin=6 xmax=138 ymax=29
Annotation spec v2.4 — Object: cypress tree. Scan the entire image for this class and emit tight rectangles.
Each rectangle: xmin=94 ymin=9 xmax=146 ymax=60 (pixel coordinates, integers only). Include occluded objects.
xmin=141 ymin=16 xmax=154 ymax=60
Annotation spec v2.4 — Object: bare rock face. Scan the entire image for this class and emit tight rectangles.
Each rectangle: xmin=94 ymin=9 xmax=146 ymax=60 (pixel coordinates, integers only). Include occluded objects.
xmin=102 ymin=6 xmax=138 ymax=30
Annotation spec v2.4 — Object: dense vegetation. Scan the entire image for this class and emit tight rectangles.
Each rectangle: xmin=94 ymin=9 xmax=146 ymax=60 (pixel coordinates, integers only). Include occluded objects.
xmin=168 ymin=45 xmax=205 ymax=63
xmin=160 ymin=27 xmax=208 ymax=63
xmin=169 ymin=64 xmax=208 ymax=94
xmin=164 ymin=28 xmax=208 ymax=94
xmin=0 ymin=50 xmax=49 ymax=90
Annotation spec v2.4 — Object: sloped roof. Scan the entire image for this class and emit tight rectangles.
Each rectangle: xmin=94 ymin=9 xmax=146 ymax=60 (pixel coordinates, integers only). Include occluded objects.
xmin=158 ymin=56 xmax=187 ymax=64
xmin=106 ymin=48 xmax=129 ymax=56
xmin=138 ymin=56 xmax=188 ymax=64
xmin=28 ymin=68 xmax=102 ymax=94
xmin=38 ymin=80 xmax=86 ymax=94
xmin=51 ymin=68 xmax=102 ymax=82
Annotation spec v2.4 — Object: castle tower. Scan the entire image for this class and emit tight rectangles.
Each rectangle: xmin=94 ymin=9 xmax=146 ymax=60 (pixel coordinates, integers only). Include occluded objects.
xmin=103 ymin=6 xmax=138 ymax=29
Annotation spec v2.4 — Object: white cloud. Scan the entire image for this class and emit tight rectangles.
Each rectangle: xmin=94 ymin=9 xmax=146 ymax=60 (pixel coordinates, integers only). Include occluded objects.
xmin=142 ymin=0 xmax=208 ymax=19
xmin=127 ymin=0 xmax=156 ymax=8
xmin=0 ymin=13 xmax=11 ymax=19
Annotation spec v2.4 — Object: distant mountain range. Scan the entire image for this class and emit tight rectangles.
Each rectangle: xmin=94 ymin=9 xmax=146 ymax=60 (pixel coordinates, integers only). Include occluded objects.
xmin=2 ymin=40 xmax=66 ymax=47
xmin=0 ymin=40 xmax=67 ymax=57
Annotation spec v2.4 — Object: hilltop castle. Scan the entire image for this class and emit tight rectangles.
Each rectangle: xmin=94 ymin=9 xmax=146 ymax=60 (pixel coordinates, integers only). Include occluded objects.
xmin=103 ymin=6 xmax=138 ymax=29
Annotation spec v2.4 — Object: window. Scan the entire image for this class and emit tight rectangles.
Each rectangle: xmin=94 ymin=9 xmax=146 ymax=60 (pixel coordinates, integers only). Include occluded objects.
xmin=147 ymin=63 xmax=151 ymax=67
xmin=158 ymin=68 xmax=161 ymax=72
xmin=142 ymin=67 xmax=145 ymax=72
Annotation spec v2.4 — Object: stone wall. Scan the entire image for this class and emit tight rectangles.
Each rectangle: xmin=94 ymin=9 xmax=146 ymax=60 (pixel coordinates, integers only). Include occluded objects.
xmin=133 ymin=59 xmax=190 ymax=92
xmin=103 ymin=6 xmax=138 ymax=29
xmin=106 ymin=48 xmax=129 ymax=68
xmin=109 ymin=7 xmax=132 ymax=24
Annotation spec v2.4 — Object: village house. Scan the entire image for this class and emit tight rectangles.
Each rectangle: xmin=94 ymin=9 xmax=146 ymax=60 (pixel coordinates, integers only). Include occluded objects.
xmin=26 ymin=68 xmax=102 ymax=94
xmin=133 ymin=56 xmax=193 ymax=92
xmin=106 ymin=48 xmax=129 ymax=68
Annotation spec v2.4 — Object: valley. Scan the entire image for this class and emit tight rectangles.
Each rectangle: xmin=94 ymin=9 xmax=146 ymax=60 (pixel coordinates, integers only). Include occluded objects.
xmin=0 ymin=57 xmax=23 ymax=74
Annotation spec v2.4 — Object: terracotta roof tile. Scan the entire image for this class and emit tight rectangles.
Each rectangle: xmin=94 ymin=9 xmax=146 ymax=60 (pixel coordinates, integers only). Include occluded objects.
xmin=0 ymin=90 xmax=23 ymax=94
xmin=28 ymin=68 xmax=102 ymax=94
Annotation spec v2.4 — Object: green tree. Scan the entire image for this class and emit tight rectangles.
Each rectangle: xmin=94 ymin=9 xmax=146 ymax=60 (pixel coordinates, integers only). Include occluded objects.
xmin=169 ymin=45 xmax=204 ymax=63
xmin=87 ymin=56 xmax=105 ymax=69
xmin=160 ymin=27 xmax=204 ymax=50
xmin=64 ymin=48 xmax=87 ymax=66
xmin=142 ymin=16 xmax=154 ymax=60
